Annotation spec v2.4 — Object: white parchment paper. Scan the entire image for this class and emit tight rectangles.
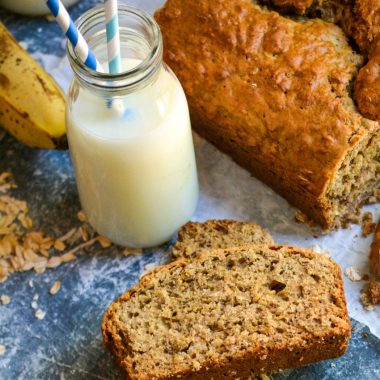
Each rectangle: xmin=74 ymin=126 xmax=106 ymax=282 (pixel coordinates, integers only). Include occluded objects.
xmin=30 ymin=0 xmax=380 ymax=339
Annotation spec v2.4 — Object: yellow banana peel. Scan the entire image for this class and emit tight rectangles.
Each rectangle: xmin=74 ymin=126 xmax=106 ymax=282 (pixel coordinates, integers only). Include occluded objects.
xmin=0 ymin=22 xmax=66 ymax=149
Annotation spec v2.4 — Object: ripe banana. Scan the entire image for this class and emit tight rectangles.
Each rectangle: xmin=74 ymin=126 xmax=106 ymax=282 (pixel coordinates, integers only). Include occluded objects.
xmin=0 ymin=22 xmax=66 ymax=149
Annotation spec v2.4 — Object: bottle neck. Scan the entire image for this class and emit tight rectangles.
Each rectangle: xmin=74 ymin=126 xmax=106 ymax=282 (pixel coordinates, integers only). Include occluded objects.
xmin=67 ymin=4 xmax=163 ymax=96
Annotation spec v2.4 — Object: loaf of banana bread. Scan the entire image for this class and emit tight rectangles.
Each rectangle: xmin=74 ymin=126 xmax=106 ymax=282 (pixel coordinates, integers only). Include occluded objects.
xmin=155 ymin=0 xmax=380 ymax=229
xmin=102 ymin=245 xmax=350 ymax=379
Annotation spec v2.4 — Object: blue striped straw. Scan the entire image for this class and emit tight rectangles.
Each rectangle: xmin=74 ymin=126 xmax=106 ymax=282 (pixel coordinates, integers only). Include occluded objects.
xmin=46 ymin=0 xmax=104 ymax=72
xmin=104 ymin=0 xmax=122 ymax=74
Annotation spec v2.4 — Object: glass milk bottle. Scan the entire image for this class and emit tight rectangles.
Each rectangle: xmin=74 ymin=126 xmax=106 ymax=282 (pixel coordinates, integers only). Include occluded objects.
xmin=66 ymin=5 xmax=199 ymax=248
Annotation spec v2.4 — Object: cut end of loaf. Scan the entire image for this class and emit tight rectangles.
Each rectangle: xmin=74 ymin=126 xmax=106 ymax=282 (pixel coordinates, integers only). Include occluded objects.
xmin=326 ymin=128 xmax=380 ymax=229
xmin=102 ymin=245 xmax=350 ymax=380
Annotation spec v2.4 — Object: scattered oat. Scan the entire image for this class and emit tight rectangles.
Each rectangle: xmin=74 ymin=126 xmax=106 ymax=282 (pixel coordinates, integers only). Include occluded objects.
xmin=123 ymin=247 xmax=143 ymax=257
xmin=31 ymin=301 xmax=38 ymax=310
xmin=28 ymin=280 xmax=33 ymax=288
xmin=60 ymin=252 xmax=77 ymax=263
xmin=362 ymin=212 xmax=375 ymax=237
xmin=33 ymin=294 xmax=39 ymax=301
xmin=330 ymin=363 xmax=336 ymax=368
xmin=79 ymin=225 xmax=90 ymax=242
xmin=54 ymin=240 xmax=65 ymax=252
xmin=77 ymin=210 xmax=87 ymax=222
xmin=345 ymin=266 xmax=362 ymax=282
xmin=50 ymin=281 xmax=61 ymax=295
xmin=1 ymin=295 xmax=10 ymax=305
xmin=46 ymin=256 xmax=62 ymax=269
xmin=0 ymin=173 xmax=116 ymax=284
xmin=97 ymin=235 xmax=112 ymax=248
xmin=0 ymin=344 xmax=5 ymax=356
xmin=58 ymin=228 xmax=77 ymax=243
xmin=35 ymin=309 xmax=46 ymax=320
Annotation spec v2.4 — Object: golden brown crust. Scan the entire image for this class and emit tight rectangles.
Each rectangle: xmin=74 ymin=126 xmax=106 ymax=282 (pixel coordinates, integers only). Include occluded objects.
xmin=355 ymin=38 xmax=380 ymax=120
xmin=102 ymin=245 xmax=351 ymax=380
xmin=262 ymin=0 xmax=380 ymax=121
xmin=369 ymin=219 xmax=380 ymax=276
xmin=155 ymin=0 xmax=379 ymax=229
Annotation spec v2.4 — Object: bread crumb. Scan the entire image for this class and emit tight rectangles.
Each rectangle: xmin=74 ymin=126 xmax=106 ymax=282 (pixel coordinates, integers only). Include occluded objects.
xmin=360 ymin=280 xmax=380 ymax=310
xmin=35 ymin=309 xmax=46 ymax=320
xmin=342 ymin=213 xmax=360 ymax=228
xmin=1 ymin=295 xmax=10 ymax=305
xmin=330 ymin=363 xmax=336 ymax=367
xmin=33 ymin=294 xmax=39 ymax=301
xmin=362 ymin=212 xmax=375 ymax=237
xmin=294 ymin=211 xmax=315 ymax=226
xmin=49 ymin=281 xmax=61 ymax=295
xmin=345 ymin=266 xmax=362 ymax=282
xmin=31 ymin=301 xmax=38 ymax=310
xmin=0 ymin=344 xmax=5 ymax=356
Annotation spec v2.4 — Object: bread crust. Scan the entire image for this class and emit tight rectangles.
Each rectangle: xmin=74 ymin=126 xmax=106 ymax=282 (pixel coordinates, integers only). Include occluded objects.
xmin=263 ymin=0 xmax=380 ymax=120
xmin=155 ymin=0 xmax=380 ymax=229
xmin=102 ymin=245 xmax=351 ymax=380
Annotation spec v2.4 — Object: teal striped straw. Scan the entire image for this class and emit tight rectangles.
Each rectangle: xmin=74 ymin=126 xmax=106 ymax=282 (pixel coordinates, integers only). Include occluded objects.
xmin=104 ymin=0 xmax=122 ymax=74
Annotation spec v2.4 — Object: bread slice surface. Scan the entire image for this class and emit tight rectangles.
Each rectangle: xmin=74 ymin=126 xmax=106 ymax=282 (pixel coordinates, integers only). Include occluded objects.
xmin=102 ymin=245 xmax=350 ymax=380
xmin=172 ymin=220 xmax=274 ymax=260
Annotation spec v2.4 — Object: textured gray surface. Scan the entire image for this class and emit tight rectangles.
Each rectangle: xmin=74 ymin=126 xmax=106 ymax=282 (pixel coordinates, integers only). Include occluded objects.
xmin=0 ymin=1 xmax=380 ymax=379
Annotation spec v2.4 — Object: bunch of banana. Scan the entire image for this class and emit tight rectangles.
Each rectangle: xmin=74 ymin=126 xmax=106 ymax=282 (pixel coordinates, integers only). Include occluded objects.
xmin=0 ymin=22 xmax=66 ymax=149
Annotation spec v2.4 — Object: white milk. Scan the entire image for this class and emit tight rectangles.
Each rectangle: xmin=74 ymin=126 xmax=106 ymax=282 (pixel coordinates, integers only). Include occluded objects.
xmin=66 ymin=58 xmax=199 ymax=247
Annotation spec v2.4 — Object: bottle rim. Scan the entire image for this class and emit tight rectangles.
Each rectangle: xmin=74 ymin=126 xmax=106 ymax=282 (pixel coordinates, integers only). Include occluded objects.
xmin=66 ymin=4 xmax=163 ymax=93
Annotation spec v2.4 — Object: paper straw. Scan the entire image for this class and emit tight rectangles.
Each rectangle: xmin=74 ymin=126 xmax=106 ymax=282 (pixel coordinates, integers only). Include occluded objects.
xmin=105 ymin=0 xmax=122 ymax=74
xmin=46 ymin=0 xmax=104 ymax=72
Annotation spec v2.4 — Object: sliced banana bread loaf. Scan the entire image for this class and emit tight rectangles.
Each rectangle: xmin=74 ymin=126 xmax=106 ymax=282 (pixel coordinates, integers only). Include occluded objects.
xmin=102 ymin=245 xmax=350 ymax=380
xmin=155 ymin=0 xmax=380 ymax=229
xmin=172 ymin=220 xmax=274 ymax=260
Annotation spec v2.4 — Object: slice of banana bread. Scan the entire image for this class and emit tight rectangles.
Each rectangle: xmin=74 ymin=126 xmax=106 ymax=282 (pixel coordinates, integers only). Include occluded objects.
xmin=172 ymin=220 xmax=274 ymax=260
xmin=102 ymin=245 xmax=350 ymax=380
